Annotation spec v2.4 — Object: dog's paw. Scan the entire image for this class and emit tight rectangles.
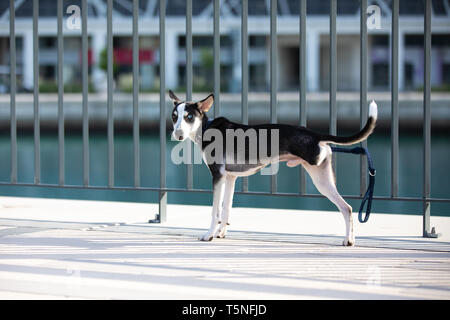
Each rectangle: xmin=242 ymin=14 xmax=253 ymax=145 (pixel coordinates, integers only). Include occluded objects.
xmin=215 ymin=227 xmax=227 ymax=239
xmin=343 ymin=239 xmax=355 ymax=247
xmin=198 ymin=233 xmax=214 ymax=241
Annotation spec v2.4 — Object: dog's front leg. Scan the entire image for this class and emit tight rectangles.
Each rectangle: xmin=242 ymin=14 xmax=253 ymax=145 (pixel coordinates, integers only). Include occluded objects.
xmin=199 ymin=176 xmax=225 ymax=241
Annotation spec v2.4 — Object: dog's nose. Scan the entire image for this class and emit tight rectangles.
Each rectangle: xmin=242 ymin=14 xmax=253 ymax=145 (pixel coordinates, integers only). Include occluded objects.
xmin=178 ymin=135 xmax=184 ymax=141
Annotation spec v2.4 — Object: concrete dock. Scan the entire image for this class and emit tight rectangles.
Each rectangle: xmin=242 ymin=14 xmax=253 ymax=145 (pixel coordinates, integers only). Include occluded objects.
xmin=1 ymin=92 xmax=449 ymax=130
xmin=0 ymin=196 xmax=449 ymax=299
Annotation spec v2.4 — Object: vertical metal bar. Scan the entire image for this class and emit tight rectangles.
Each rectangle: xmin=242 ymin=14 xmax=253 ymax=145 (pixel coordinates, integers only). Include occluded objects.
xmin=9 ymin=0 xmax=17 ymax=184
xmin=391 ymin=0 xmax=399 ymax=198
xmin=159 ymin=0 xmax=167 ymax=223
xmin=82 ymin=0 xmax=89 ymax=186
xmin=33 ymin=0 xmax=40 ymax=184
xmin=299 ymin=0 xmax=306 ymax=194
xmin=360 ymin=0 xmax=368 ymax=195
xmin=270 ymin=0 xmax=277 ymax=193
xmin=57 ymin=0 xmax=64 ymax=185
xmin=186 ymin=0 xmax=193 ymax=190
xmin=133 ymin=0 xmax=140 ymax=188
xmin=107 ymin=0 xmax=114 ymax=187
xmin=329 ymin=0 xmax=337 ymax=173
xmin=423 ymin=0 xmax=432 ymax=237
xmin=242 ymin=0 xmax=249 ymax=192
xmin=186 ymin=0 xmax=192 ymax=100
xmin=213 ymin=0 xmax=220 ymax=117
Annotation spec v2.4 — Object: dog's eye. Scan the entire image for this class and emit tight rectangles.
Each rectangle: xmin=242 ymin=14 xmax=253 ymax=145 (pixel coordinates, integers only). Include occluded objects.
xmin=172 ymin=112 xmax=177 ymax=121
xmin=186 ymin=113 xmax=193 ymax=121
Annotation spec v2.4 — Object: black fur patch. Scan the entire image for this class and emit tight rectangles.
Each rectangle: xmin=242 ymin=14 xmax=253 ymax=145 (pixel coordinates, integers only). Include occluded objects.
xmin=201 ymin=117 xmax=323 ymax=182
xmin=171 ymin=102 xmax=202 ymax=124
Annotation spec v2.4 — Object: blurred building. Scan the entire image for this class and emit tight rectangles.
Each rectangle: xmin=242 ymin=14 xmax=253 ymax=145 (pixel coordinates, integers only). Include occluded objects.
xmin=0 ymin=0 xmax=449 ymax=94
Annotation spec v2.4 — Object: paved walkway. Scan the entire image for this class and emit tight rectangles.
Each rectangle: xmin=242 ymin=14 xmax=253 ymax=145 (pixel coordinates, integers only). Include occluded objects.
xmin=0 ymin=196 xmax=449 ymax=299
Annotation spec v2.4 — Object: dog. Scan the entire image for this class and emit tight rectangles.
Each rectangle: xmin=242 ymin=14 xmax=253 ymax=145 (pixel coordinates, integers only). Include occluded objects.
xmin=168 ymin=90 xmax=377 ymax=246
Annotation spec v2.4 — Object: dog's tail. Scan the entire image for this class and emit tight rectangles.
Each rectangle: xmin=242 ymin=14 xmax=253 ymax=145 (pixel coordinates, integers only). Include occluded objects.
xmin=319 ymin=100 xmax=377 ymax=146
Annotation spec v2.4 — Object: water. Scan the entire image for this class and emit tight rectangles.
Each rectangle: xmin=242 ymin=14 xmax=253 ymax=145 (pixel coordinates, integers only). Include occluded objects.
xmin=0 ymin=132 xmax=449 ymax=216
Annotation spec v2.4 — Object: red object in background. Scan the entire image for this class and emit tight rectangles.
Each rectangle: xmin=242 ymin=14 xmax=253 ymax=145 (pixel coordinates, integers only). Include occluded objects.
xmin=114 ymin=48 xmax=154 ymax=65
xmin=79 ymin=50 xmax=94 ymax=65
xmin=79 ymin=49 xmax=154 ymax=66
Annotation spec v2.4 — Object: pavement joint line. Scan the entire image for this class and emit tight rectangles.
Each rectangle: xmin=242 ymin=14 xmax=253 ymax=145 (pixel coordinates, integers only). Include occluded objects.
xmin=65 ymin=257 xmax=444 ymax=294
xmin=0 ymin=226 xmax=49 ymax=237
xmin=1 ymin=218 xmax=449 ymax=253
xmin=93 ymin=223 xmax=450 ymax=252
xmin=0 ymin=218 xmax=127 ymax=233
xmin=76 ymin=225 xmax=450 ymax=254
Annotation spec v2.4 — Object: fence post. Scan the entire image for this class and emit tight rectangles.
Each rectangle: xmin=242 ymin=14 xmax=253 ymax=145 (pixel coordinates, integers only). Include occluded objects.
xmin=10 ymin=0 xmax=17 ymax=184
xmin=299 ymin=0 xmax=307 ymax=195
xmin=33 ymin=0 xmax=40 ymax=185
xmin=213 ymin=0 xmax=220 ymax=117
xmin=329 ymin=0 xmax=337 ymax=175
xmin=107 ymin=0 xmax=114 ymax=188
xmin=186 ymin=0 xmax=193 ymax=190
xmin=391 ymin=0 xmax=399 ymax=198
xmin=132 ymin=0 xmax=140 ymax=188
xmin=422 ymin=0 xmax=438 ymax=238
xmin=360 ymin=0 xmax=368 ymax=196
xmin=155 ymin=0 xmax=167 ymax=223
xmin=82 ymin=0 xmax=89 ymax=186
xmin=241 ymin=0 xmax=249 ymax=192
xmin=270 ymin=0 xmax=277 ymax=193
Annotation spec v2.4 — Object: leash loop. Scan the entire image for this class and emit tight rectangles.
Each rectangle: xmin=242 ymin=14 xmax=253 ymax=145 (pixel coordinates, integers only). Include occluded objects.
xmin=330 ymin=146 xmax=376 ymax=223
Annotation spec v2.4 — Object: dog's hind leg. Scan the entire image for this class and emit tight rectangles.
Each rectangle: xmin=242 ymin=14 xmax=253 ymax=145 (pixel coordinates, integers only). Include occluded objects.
xmin=215 ymin=175 xmax=237 ymax=238
xmin=303 ymin=154 xmax=355 ymax=246
xmin=199 ymin=176 xmax=225 ymax=241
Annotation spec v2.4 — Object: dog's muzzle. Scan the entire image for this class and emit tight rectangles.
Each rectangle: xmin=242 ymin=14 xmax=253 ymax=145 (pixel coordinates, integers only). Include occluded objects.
xmin=172 ymin=130 xmax=186 ymax=141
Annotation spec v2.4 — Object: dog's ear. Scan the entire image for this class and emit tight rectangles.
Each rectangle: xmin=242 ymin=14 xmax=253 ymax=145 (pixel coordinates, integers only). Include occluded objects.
xmin=197 ymin=93 xmax=214 ymax=113
xmin=168 ymin=90 xmax=181 ymax=105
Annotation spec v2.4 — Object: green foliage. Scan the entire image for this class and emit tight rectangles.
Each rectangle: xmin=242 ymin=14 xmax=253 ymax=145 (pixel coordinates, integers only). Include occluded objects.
xmin=417 ymin=84 xmax=450 ymax=92
xmin=200 ymin=48 xmax=214 ymax=70
xmin=98 ymin=47 xmax=119 ymax=79
xmin=39 ymin=80 xmax=95 ymax=93
xmin=196 ymin=49 xmax=214 ymax=92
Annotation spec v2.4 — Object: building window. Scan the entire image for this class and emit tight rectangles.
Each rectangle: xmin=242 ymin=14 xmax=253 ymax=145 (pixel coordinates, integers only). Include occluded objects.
xmin=249 ymin=36 xmax=266 ymax=48
xmin=372 ymin=63 xmax=389 ymax=88
xmin=443 ymin=64 xmax=450 ymax=85
xmin=404 ymin=63 xmax=414 ymax=89
xmin=250 ymin=64 xmax=266 ymax=91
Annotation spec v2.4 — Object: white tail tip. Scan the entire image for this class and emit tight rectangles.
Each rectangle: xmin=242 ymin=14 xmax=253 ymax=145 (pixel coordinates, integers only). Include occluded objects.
xmin=369 ymin=100 xmax=378 ymax=121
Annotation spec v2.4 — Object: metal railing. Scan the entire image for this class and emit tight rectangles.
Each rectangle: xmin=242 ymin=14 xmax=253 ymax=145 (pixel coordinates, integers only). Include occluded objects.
xmin=3 ymin=0 xmax=448 ymax=237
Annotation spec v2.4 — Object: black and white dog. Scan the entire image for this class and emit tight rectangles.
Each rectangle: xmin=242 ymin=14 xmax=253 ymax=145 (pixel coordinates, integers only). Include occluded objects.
xmin=168 ymin=90 xmax=377 ymax=246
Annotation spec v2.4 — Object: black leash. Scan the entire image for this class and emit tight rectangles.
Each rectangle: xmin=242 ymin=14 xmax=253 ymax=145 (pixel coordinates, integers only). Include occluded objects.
xmin=330 ymin=146 xmax=376 ymax=223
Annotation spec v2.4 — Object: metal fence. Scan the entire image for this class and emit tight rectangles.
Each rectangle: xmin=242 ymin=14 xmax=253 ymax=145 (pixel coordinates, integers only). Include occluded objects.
xmin=2 ymin=0 xmax=448 ymax=237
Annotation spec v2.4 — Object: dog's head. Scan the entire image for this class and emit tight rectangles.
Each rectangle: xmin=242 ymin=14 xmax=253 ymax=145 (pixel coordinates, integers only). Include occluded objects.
xmin=168 ymin=90 xmax=214 ymax=141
